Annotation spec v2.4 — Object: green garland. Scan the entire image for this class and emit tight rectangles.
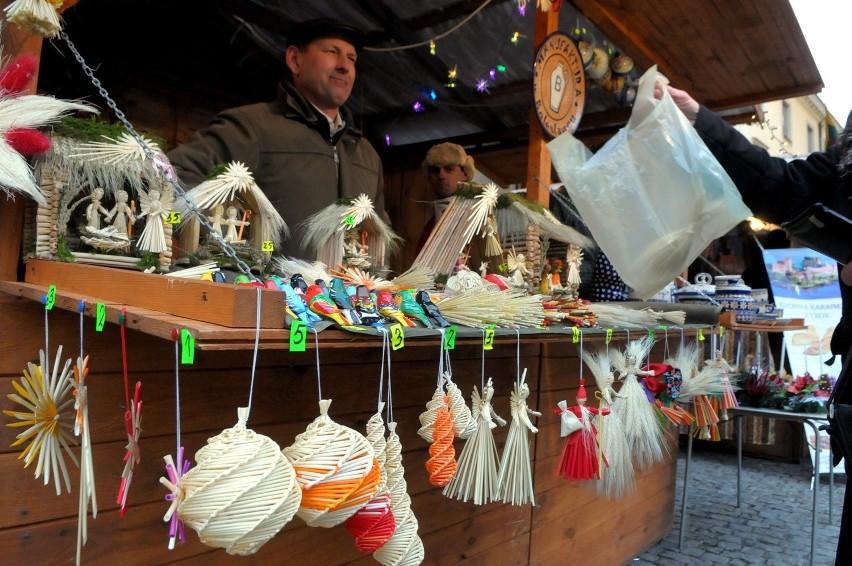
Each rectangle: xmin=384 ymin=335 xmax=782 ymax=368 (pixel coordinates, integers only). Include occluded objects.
xmin=51 ymin=116 xmax=167 ymax=151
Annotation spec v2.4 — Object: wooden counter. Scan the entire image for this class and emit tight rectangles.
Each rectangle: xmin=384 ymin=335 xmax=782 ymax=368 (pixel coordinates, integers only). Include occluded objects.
xmin=0 ymin=283 xmax=700 ymax=565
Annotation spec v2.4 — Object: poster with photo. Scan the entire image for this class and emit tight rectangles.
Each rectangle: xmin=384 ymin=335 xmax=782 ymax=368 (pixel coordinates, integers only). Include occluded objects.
xmin=761 ymin=247 xmax=842 ymax=379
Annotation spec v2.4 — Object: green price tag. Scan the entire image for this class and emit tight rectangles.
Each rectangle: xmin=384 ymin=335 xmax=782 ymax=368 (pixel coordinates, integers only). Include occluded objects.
xmin=657 ymin=324 xmax=668 ymax=330
xmin=719 ymin=325 xmax=725 ymax=338
xmin=572 ymin=326 xmax=580 ymax=343
xmin=289 ymin=320 xmax=307 ymax=352
xmin=344 ymin=214 xmax=355 ymax=226
xmin=648 ymin=329 xmax=656 ymax=341
xmin=444 ymin=326 xmax=458 ymax=350
xmin=180 ymin=328 xmax=195 ymax=364
xmin=605 ymin=328 xmax=613 ymax=344
xmin=165 ymin=211 xmax=182 ymax=224
xmin=497 ymin=263 xmax=509 ymax=273
xmin=261 ymin=240 xmax=274 ymax=252
xmin=96 ymin=303 xmax=106 ymax=332
xmin=390 ymin=324 xmax=405 ymax=350
xmin=698 ymin=328 xmax=705 ymax=341
xmin=45 ymin=285 xmax=57 ymax=310
xmin=484 ymin=325 xmax=495 ymax=350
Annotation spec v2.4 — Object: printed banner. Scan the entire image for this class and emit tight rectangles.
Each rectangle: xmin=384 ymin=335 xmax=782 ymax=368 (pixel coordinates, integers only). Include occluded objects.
xmin=761 ymin=247 xmax=842 ymax=379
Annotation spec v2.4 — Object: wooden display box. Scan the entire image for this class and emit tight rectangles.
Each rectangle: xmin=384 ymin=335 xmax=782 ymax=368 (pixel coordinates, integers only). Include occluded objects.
xmin=24 ymin=259 xmax=286 ymax=328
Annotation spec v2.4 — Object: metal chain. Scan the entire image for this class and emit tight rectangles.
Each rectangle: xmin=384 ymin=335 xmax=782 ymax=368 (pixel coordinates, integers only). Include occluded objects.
xmin=59 ymin=30 xmax=258 ymax=279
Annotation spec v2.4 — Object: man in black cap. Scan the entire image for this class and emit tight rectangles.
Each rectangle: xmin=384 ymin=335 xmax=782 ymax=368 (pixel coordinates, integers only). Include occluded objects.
xmin=167 ymin=18 xmax=387 ymax=259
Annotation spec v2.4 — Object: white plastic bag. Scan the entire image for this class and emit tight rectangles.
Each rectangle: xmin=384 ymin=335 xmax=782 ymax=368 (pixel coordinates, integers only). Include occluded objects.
xmin=548 ymin=66 xmax=751 ymax=299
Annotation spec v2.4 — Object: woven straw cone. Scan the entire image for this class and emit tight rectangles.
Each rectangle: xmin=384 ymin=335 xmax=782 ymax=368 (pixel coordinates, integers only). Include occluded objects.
xmin=283 ymin=400 xmax=377 ymax=528
xmin=416 ymin=387 xmax=444 ymax=443
xmin=374 ymin=422 xmax=424 ymax=566
xmin=178 ymin=408 xmax=301 ymax=556
xmin=444 ymin=375 xmax=477 ymax=439
xmin=425 ymin=401 xmax=457 ymax=487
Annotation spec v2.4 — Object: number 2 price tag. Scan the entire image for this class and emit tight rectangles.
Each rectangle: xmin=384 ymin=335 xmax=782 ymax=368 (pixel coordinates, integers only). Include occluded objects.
xmin=390 ymin=324 xmax=405 ymax=350
xmin=289 ymin=320 xmax=307 ymax=352
xmin=444 ymin=325 xmax=458 ymax=350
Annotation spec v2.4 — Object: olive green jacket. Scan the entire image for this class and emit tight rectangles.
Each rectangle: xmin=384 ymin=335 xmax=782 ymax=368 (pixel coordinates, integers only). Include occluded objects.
xmin=167 ymin=80 xmax=386 ymax=258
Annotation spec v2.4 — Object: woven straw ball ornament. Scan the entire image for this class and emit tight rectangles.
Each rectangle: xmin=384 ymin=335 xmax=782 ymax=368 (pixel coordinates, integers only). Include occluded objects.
xmin=283 ymin=400 xmax=379 ymax=528
xmin=176 ymin=408 xmax=301 ymax=555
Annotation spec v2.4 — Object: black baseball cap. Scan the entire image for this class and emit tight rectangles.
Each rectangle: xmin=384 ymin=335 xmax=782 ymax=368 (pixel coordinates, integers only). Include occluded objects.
xmin=287 ymin=18 xmax=367 ymax=52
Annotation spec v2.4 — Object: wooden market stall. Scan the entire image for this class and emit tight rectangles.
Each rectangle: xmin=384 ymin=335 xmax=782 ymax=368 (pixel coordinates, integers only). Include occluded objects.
xmin=0 ymin=1 xmax=823 ymax=565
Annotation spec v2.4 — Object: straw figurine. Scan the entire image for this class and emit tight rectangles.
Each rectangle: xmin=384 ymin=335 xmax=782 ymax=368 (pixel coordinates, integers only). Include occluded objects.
xmin=443 ymin=378 xmax=506 ymax=505
xmin=71 ymin=355 xmax=96 ymax=566
xmin=679 ymin=349 xmax=725 ymax=440
xmin=556 ymin=376 xmax=608 ymax=481
xmin=345 ymin=404 xmax=396 ymax=553
xmin=611 ymin=337 xmax=666 ymax=470
xmin=283 ymin=400 xmax=379 ymax=528
xmin=4 ymin=346 xmax=78 ymax=495
xmin=177 ymin=408 xmax=301 ymax=555
xmin=425 ymin=396 xmax=457 ymax=487
xmin=135 ymin=185 xmax=175 ymax=254
xmin=583 ymin=348 xmax=635 ymax=499
xmin=373 ymin=421 xmax=425 ymax=566
xmin=496 ymin=369 xmax=541 ymax=505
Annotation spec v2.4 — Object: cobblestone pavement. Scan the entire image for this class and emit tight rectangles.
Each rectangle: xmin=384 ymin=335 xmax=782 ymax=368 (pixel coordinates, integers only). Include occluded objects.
xmin=635 ymin=448 xmax=846 ymax=566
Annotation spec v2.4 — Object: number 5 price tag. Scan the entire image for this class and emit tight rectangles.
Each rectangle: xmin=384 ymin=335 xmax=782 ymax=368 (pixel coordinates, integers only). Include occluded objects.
xmin=484 ymin=325 xmax=495 ymax=350
xmin=289 ymin=320 xmax=307 ymax=352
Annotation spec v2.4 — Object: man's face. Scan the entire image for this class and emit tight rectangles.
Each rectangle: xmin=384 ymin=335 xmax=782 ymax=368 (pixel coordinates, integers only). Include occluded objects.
xmin=428 ymin=164 xmax=468 ymax=198
xmin=287 ymin=37 xmax=357 ymax=116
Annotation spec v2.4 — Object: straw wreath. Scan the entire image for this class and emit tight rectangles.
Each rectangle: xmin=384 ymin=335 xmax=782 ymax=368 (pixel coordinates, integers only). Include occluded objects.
xmin=373 ymin=421 xmax=425 ymax=566
xmin=4 ymin=346 xmax=78 ymax=495
xmin=177 ymin=408 xmax=301 ymax=555
xmin=283 ymin=400 xmax=378 ymax=528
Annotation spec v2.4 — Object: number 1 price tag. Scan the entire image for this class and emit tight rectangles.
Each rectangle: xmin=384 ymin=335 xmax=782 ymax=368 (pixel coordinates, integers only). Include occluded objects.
xmin=605 ymin=328 xmax=613 ymax=345
xmin=289 ymin=320 xmax=307 ymax=352
xmin=572 ymin=326 xmax=580 ymax=343
xmin=698 ymin=328 xmax=705 ymax=341
xmin=96 ymin=303 xmax=106 ymax=332
xmin=180 ymin=328 xmax=195 ymax=364
xmin=484 ymin=325 xmax=495 ymax=350
xmin=444 ymin=325 xmax=457 ymax=350
xmin=390 ymin=324 xmax=405 ymax=350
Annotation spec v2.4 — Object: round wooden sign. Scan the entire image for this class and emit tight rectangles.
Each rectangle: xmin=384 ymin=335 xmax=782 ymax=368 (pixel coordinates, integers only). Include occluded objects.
xmin=532 ymin=32 xmax=586 ymax=138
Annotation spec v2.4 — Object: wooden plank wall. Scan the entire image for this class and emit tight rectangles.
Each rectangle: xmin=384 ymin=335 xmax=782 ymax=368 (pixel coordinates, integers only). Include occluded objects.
xmin=0 ymin=295 xmax=678 ymax=565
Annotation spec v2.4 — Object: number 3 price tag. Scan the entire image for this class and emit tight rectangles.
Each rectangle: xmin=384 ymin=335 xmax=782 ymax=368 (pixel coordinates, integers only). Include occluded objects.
xmin=390 ymin=324 xmax=405 ymax=350
xmin=289 ymin=320 xmax=307 ymax=352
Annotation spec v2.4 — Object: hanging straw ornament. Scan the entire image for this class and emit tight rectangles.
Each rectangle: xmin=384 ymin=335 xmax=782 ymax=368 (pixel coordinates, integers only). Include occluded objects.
xmin=709 ymin=350 xmax=739 ymax=420
xmin=116 ymin=308 xmax=143 ymax=516
xmin=496 ymin=369 xmax=541 ymax=505
xmin=556 ymin=376 xmax=607 ymax=481
xmin=680 ymin=350 xmax=725 ymax=440
xmin=443 ymin=377 xmax=506 ymax=505
xmin=444 ymin=372 xmax=478 ymax=440
xmin=425 ymin=395 xmax=457 ymax=487
xmin=417 ymin=385 xmax=444 ymax=443
xmin=583 ymin=348 xmax=635 ymax=499
xmin=3 ymin=0 xmax=79 ymax=38
xmin=71 ymin=354 xmax=97 ymax=566
xmin=283 ymin=399 xmax=379 ymax=527
xmin=175 ymin=408 xmax=302 ymax=555
xmin=373 ymin=337 xmax=424 ymax=566
xmin=4 ymin=346 xmax=78 ymax=495
xmin=611 ymin=337 xmax=666 ymax=470
xmin=160 ymin=449 xmax=191 ymax=549
xmin=345 ymin=403 xmax=396 ymax=552
xmin=0 ymin=53 xmax=96 ymax=202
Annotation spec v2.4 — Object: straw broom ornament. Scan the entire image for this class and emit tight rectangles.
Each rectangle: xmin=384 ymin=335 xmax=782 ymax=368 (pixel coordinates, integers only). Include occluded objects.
xmin=176 ymin=408 xmax=302 ymax=555
xmin=4 ymin=346 xmax=78 ymax=495
xmin=675 ymin=346 xmax=725 ymax=440
xmin=0 ymin=53 xmax=97 ymax=203
xmin=496 ymin=369 xmax=540 ymax=505
xmin=611 ymin=337 xmax=666 ymax=470
xmin=443 ymin=377 xmax=506 ymax=504
xmin=583 ymin=348 xmax=635 ymax=499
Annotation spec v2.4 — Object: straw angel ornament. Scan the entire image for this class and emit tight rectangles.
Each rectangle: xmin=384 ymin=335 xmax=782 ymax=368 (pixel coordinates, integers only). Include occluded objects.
xmin=496 ymin=369 xmax=540 ymax=505
xmin=135 ymin=185 xmax=175 ymax=254
xmin=4 ymin=346 xmax=78 ymax=495
xmin=611 ymin=337 xmax=666 ymax=470
xmin=443 ymin=377 xmax=506 ymax=505
xmin=583 ymin=348 xmax=635 ymax=499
